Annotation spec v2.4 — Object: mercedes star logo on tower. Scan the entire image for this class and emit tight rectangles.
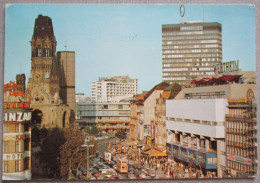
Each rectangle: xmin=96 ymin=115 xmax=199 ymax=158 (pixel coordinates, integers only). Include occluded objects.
xmin=180 ymin=5 xmax=185 ymax=18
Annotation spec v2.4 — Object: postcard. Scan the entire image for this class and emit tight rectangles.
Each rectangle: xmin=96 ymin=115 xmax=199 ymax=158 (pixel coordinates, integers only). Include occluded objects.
xmin=2 ymin=3 xmax=257 ymax=181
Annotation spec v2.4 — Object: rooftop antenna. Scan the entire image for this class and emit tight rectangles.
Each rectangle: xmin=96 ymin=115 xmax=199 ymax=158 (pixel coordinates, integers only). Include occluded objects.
xmin=180 ymin=5 xmax=185 ymax=23
xmin=203 ymin=5 xmax=205 ymax=22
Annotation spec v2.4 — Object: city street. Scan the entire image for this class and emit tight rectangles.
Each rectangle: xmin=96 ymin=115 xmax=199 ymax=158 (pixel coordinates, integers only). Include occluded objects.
xmin=77 ymin=136 xmax=199 ymax=180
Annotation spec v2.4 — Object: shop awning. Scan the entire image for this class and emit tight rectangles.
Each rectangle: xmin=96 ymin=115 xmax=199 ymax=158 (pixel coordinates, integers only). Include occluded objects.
xmin=143 ymin=149 xmax=167 ymax=157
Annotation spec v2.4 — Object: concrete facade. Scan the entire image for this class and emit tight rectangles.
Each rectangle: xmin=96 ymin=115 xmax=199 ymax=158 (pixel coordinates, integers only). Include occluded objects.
xmin=162 ymin=22 xmax=222 ymax=85
xmin=57 ymin=51 xmax=76 ymax=121
xmin=91 ymin=76 xmax=138 ymax=102
xmin=76 ymin=101 xmax=130 ymax=133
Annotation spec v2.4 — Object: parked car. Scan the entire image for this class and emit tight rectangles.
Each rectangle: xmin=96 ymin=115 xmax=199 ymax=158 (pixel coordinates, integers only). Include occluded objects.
xmin=128 ymin=173 xmax=136 ymax=179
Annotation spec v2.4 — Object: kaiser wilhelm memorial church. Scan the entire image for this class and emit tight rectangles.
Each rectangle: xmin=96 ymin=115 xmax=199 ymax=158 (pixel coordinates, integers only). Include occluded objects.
xmin=26 ymin=15 xmax=75 ymax=129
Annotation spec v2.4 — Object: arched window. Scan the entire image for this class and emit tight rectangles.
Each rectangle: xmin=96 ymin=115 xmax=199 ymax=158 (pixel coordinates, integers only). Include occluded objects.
xmin=45 ymin=48 xmax=50 ymax=57
xmin=37 ymin=48 xmax=42 ymax=57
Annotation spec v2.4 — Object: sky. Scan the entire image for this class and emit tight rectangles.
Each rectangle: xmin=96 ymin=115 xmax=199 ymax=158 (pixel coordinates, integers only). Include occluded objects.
xmin=5 ymin=4 xmax=256 ymax=96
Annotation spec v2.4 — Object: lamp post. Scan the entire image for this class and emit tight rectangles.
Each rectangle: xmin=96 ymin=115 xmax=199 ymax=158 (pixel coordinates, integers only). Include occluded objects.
xmin=82 ymin=141 xmax=94 ymax=180
xmin=68 ymin=147 xmax=87 ymax=180
xmin=68 ymin=138 xmax=94 ymax=180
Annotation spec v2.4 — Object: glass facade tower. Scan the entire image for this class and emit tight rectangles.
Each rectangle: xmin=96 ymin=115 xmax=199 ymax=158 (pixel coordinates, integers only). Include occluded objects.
xmin=162 ymin=21 xmax=222 ymax=85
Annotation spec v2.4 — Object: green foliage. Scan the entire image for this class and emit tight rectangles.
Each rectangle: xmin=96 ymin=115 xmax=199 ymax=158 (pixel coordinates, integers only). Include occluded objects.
xmin=39 ymin=127 xmax=65 ymax=178
xmin=84 ymin=125 xmax=99 ymax=136
xmin=90 ymin=125 xmax=99 ymax=136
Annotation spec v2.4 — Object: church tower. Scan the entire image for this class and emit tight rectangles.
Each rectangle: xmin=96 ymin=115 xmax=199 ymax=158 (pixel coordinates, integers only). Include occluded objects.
xmin=27 ymin=15 xmax=70 ymax=129
xmin=27 ymin=15 xmax=60 ymax=97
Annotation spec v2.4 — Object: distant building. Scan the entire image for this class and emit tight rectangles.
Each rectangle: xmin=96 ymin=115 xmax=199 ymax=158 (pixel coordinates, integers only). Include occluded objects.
xmin=143 ymin=82 xmax=170 ymax=144
xmin=91 ymin=76 xmax=138 ymax=102
xmin=76 ymin=100 xmax=130 ymax=133
xmin=162 ymin=21 xmax=222 ymax=85
xmin=166 ymin=74 xmax=256 ymax=178
xmin=154 ymin=84 xmax=182 ymax=150
xmin=3 ymin=81 xmax=32 ymax=180
xmin=129 ymin=92 xmax=147 ymax=141
xmin=75 ymin=93 xmax=91 ymax=103
xmin=226 ymin=98 xmax=257 ymax=178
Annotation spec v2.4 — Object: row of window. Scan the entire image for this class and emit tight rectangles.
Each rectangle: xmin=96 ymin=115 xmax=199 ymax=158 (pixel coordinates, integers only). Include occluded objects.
xmin=226 ymin=121 xmax=249 ymax=130
xmin=3 ymin=140 xmax=30 ymax=153
xmin=163 ymin=39 xmax=220 ymax=45
xmin=162 ymin=35 xmax=220 ymax=41
xmin=3 ymin=158 xmax=30 ymax=173
xmin=180 ymin=26 xmax=203 ymax=31
xmin=162 ymin=48 xmax=219 ymax=54
xmin=162 ymin=53 xmax=220 ymax=58
xmin=163 ymin=44 xmax=221 ymax=50
xmin=35 ymin=48 xmax=51 ymax=57
xmin=228 ymin=109 xmax=248 ymax=116
xmin=163 ymin=58 xmax=220 ymax=63
xmin=163 ymin=62 xmax=215 ymax=67
xmin=162 ymin=30 xmax=220 ymax=36
xmin=226 ymin=134 xmax=247 ymax=144
xmin=3 ymin=123 xmax=29 ymax=133
xmin=163 ymin=77 xmax=187 ymax=81
xmin=227 ymin=160 xmax=251 ymax=172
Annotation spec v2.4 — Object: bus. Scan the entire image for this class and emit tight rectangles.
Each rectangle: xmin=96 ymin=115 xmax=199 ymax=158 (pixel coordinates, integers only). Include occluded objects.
xmin=116 ymin=157 xmax=128 ymax=173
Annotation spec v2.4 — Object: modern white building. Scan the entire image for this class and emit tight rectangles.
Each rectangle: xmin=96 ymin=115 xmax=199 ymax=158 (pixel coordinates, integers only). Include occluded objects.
xmin=91 ymin=76 xmax=138 ymax=102
xmin=165 ymin=74 xmax=256 ymax=178
xmin=76 ymin=100 xmax=130 ymax=133
xmin=166 ymin=99 xmax=227 ymax=178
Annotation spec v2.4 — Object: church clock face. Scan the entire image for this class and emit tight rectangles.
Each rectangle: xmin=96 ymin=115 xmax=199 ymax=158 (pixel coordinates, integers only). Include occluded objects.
xmin=35 ymin=73 xmax=41 ymax=79
xmin=246 ymin=89 xmax=255 ymax=102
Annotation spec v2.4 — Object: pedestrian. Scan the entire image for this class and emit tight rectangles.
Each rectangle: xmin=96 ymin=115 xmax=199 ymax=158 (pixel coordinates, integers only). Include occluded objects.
xmin=161 ymin=164 xmax=164 ymax=171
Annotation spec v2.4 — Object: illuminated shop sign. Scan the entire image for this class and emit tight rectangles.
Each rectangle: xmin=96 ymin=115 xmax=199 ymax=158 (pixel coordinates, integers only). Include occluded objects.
xmin=227 ymin=154 xmax=252 ymax=166
xmin=4 ymin=112 xmax=31 ymax=122
xmin=4 ymin=134 xmax=30 ymax=141
xmin=3 ymin=153 xmax=24 ymax=160
xmin=4 ymin=102 xmax=30 ymax=109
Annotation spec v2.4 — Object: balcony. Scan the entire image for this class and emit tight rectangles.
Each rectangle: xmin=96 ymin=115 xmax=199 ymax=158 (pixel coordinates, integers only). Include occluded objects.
xmin=97 ymin=125 xmax=130 ymax=130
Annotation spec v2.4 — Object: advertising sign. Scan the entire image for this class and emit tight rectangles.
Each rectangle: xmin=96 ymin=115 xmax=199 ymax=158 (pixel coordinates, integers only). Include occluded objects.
xmin=151 ymin=121 xmax=155 ymax=139
xmin=227 ymin=154 xmax=252 ymax=166
xmin=4 ymin=134 xmax=30 ymax=141
xmin=3 ymin=153 xmax=24 ymax=160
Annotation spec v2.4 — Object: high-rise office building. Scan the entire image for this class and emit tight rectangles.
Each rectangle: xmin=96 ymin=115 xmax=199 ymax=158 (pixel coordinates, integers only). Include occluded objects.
xmin=162 ymin=21 xmax=222 ymax=85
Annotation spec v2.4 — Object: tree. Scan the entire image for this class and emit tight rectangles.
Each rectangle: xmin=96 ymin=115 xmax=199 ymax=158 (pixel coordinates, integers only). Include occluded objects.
xmin=39 ymin=127 xmax=65 ymax=178
xmin=90 ymin=125 xmax=99 ymax=136
xmin=85 ymin=125 xmax=99 ymax=136
xmin=85 ymin=126 xmax=91 ymax=134
xmin=60 ymin=123 xmax=87 ymax=180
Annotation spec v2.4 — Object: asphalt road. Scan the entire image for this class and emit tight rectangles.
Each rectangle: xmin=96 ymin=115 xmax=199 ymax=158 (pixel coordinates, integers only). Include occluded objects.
xmin=97 ymin=137 xmax=120 ymax=155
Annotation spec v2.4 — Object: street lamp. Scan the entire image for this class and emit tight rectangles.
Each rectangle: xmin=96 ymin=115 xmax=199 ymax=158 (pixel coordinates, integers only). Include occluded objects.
xmin=68 ymin=138 xmax=94 ymax=180
xmin=82 ymin=143 xmax=94 ymax=180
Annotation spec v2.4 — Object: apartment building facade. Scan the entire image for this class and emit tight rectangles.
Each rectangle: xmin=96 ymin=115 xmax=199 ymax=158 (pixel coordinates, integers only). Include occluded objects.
xmin=91 ymin=76 xmax=138 ymax=102
xmin=226 ymin=98 xmax=257 ymax=177
xmin=3 ymin=81 xmax=32 ymax=180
